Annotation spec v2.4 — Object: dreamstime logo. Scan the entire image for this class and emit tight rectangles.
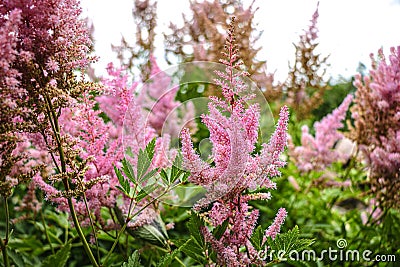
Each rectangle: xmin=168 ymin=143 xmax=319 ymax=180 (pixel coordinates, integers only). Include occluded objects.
xmin=122 ymin=61 xmax=275 ymax=207
xmin=257 ymin=238 xmax=397 ymax=263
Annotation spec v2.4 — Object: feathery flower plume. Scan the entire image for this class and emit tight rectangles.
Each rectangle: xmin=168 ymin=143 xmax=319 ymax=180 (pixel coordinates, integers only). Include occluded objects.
xmin=289 ymin=94 xmax=353 ymax=172
xmin=180 ymin=17 xmax=289 ymax=265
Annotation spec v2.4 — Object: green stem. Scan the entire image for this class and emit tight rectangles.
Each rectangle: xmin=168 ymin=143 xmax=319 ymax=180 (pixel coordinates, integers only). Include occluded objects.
xmin=43 ymin=93 xmax=99 ymax=267
xmin=82 ymin=193 xmax=101 ymax=262
xmin=174 ymin=256 xmax=186 ymax=267
xmin=68 ymin=197 xmax=99 ymax=267
xmin=41 ymin=210 xmax=55 ymax=254
xmin=103 ymin=184 xmax=178 ymax=265
xmin=1 ymin=197 xmax=10 ymax=267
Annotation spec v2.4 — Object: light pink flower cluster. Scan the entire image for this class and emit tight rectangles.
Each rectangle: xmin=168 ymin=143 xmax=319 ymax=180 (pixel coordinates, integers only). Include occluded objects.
xmin=33 ymin=62 xmax=173 ymax=228
xmin=180 ymin=18 xmax=289 ymax=266
xmin=137 ymin=55 xmax=197 ymax=137
xmin=289 ymin=94 xmax=353 ymax=172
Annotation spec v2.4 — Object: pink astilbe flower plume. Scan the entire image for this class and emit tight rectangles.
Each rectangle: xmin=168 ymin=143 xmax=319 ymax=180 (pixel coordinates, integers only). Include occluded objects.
xmin=180 ymin=17 xmax=289 ymax=266
xmin=289 ymin=94 xmax=353 ymax=172
xmin=137 ymin=55 xmax=197 ymax=137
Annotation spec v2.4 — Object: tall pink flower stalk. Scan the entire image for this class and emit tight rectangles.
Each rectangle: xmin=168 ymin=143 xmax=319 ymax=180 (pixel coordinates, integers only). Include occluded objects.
xmin=180 ymin=17 xmax=289 ymax=266
xmin=289 ymin=94 xmax=353 ymax=172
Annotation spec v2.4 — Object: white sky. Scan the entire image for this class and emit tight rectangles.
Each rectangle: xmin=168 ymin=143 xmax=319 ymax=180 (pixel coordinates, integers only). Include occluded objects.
xmin=80 ymin=0 xmax=400 ymax=82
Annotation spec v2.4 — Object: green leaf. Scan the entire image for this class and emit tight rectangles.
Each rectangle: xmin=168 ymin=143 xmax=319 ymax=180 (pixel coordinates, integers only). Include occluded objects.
xmin=131 ymin=214 xmax=169 ymax=247
xmin=187 ymin=213 xmax=205 ymax=247
xmin=267 ymin=226 xmax=314 ymax=262
xmin=156 ymin=249 xmax=180 ymax=267
xmin=121 ymin=250 xmax=142 ymax=267
xmin=114 ymin=165 xmax=126 ymax=188
xmin=159 ymin=169 xmax=169 ymax=186
xmin=212 ymin=219 xmax=229 ymax=240
xmin=114 ymin=165 xmax=132 ymax=196
xmin=137 ymin=139 xmax=157 ymax=181
xmin=179 ymin=238 xmax=207 ymax=265
xmin=7 ymin=249 xmax=25 ymax=267
xmin=250 ymin=225 xmax=265 ymax=251
xmin=122 ymin=158 xmax=136 ymax=183
xmin=145 ymin=138 xmax=156 ymax=160
xmin=41 ymin=242 xmax=71 ymax=267
xmin=139 ymin=168 xmax=158 ymax=184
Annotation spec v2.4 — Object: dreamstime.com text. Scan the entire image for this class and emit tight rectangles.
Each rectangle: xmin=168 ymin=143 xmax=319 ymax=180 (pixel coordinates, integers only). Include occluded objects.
xmin=257 ymin=239 xmax=397 ymax=263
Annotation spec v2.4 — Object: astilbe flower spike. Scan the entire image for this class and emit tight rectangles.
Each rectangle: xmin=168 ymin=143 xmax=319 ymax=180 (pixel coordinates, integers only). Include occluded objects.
xmin=284 ymin=4 xmax=331 ymax=120
xmin=289 ymin=94 xmax=353 ymax=172
xmin=180 ymin=17 xmax=290 ymax=266
xmin=164 ymin=0 xmax=281 ymax=101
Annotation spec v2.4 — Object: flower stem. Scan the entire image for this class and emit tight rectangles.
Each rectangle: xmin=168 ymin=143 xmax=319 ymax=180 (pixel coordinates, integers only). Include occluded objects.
xmin=41 ymin=210 xmax=55 ymax=254
xmin=44 ymin=93 xmax=99 ymax=267
xmin=1 ymin=197 xmax=10 ymax=267
xmin=67 ymin=197 xmax=99 ymax=267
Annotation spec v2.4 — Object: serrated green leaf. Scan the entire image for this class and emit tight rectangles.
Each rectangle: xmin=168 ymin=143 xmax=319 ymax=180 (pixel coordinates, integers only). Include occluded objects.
xmin=114 ymin=165 xmax=126 ymax=188
xmin=145 ymin=138 xmax=156 ymax=159
xmin=116 ymin=185 xmax=127 ymax=194
xmin=122 ymin=158 xmax=136 ymax=183
xmin=156 ymin=249 xmax=180 ymax=267
xmin=41 ymin=242 xmax=71 ymax=267
xmin=7 ymin=249 xmax=25 ymax=267
xmin=137 ymin=139 xmax=157 ymax=181
xmin=126 ymin=146 xmax=134 ymax=158
xmin=250 ymin=225 xmax=265 ymax=251
xmin=139 ymin=169 xmax=158 ymax=184
xmin=267 ymin=226 xmax=315 ymax=261
xmin=212 ymin=219 xmax=229 ymax=240
xmin=187 ymin=213 xmax=205 ymax=247
xmin=179 ymin=238 xmax=207 ymax=265
xmin=181 ymin=172 xmax=190 ymax=183
xmin=159 ymin=169 xmax=169 ymax=186
xmin=121 ymin=250 xmax=141 ymax=267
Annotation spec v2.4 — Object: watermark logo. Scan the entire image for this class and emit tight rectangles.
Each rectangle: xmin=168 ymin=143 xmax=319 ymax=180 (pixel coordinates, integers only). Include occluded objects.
xmin=257 ymin=238 xmax=397 ymax=263
xmin=336 ymin=238 xmax=347 ymax=249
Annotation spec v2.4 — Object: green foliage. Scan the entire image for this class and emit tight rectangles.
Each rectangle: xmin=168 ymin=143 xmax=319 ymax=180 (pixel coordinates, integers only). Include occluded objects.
xmin=131 ymin=214 xmax=169 ymax=248
xmin=41 ymin=242 xmax=72 ymax=267
xmin=266 ymin=226 xmax=315 ymax=261
xmin=249 ymin=225 xmax=265 ymax=251
xmin=121 ymin=251 xmax=141 ymax=267
xmin=312 ymin=79 xmax=356 ymax=124
xmin=155 ymin=249 xmax=180 ymax=267
xmin=115 ymin=138 xmax=157 ymax=198
xmin=173 ymin=213 xmax=208 ymax=265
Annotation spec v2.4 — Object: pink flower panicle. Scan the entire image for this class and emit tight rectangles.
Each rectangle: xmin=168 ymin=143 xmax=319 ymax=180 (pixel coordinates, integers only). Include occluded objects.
xmin=137 ymin=55 xmax=197 ymax=136
xmin=290 ymin=94 xmax=353 ymax=172
xmin=264 ymin=207 xmax=288 ymax=240
xmin=180 ymin=17 xmax=289 ymax=265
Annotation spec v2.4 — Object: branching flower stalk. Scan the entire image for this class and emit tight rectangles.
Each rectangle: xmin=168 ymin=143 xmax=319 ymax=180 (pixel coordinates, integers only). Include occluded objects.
xmin=283 ymin=4 xmax=330 ymax=120
xmin=0 ymin=1 xmax=102 ymax=265
xmin=180 ymin=17 xmax=290 ymax=266
xmin=164 ymin=0 xmax=280 ymax=100
xmin=289 ymin=94 xmax=353 ymax=173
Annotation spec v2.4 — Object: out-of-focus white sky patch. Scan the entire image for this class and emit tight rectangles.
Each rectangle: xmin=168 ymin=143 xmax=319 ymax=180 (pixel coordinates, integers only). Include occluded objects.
xmin=80 ymin=0 xmax=400 ymax=82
